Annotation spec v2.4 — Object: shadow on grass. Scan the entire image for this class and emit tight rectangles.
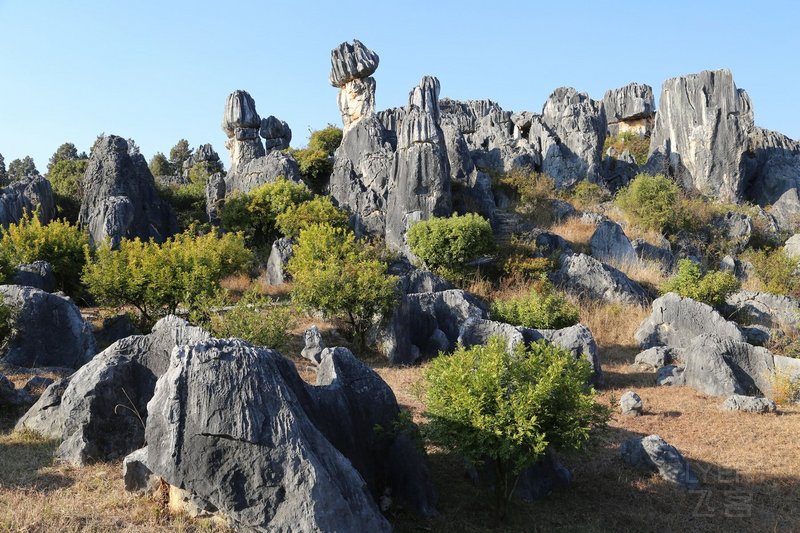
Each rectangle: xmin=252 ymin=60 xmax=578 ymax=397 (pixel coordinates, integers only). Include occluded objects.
xmin=0 ymin=427 xmax=73 ymax=492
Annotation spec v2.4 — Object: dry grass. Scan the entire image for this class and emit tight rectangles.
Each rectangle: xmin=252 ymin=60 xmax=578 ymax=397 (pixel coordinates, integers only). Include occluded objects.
xmin=219 ymin=273 xmax=253 ymax=294
xmin=548 ymin=217 xmax=596 ymax=252
xmin=608 ymin=258 xmax=669 ymax=292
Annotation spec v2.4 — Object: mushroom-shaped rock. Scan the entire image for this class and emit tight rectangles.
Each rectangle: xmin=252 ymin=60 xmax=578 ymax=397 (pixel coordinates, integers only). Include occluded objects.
xmin=260 ymin=115 xmax=292 ymax=151
xmin=221 ymin=90 xmax=261 ymax=137
xmin=329 ymin=39 xmax=380 ymax=87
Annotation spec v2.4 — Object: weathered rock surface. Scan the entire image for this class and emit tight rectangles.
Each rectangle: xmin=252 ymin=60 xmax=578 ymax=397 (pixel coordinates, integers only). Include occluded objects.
xmin=725 ymin=290 xmax=800 ymax=333
xmin=0 ymin=373 xmax=33 ymax=407
xmin=633 ymin=346 xmax=674 ymax=370
xmin=619 ymin=391 xmax=643 ymax=416
xmin=0 ymin=285 xmax=95 ymax=369
xmin=265 ymin=238 xmax=293 ymax=286
xmin=12 ymin=260 xmax=56 ymax=292
xmin=390 ymin=262 xmax=454 ymax=294
xmin=301 ymin=325 xmax=325 ymax=364
xmin=181 ymin=143 xmax=222 ymax=180
xmin=620 ymin=435 xmax=700 ymax=489
xmin=721 ymin=394 xmax=777 ymax=413
xmin=223 ymin=150 xmax=302 ymax=194
xmin=260 ymin=116 xmax=292 ymax=151
xmin=681 ymin=334 xmax=774 ymax=396
xmin=0 ymin=175 xmax=55 ymax=228
xmin=590 ymin=220 xmax=637 ymax=266
xmin=329 ymin=39 xmax=380 ymax=87
xmin=556 ymin=253 xmax=649 ymax=305
xmin=603 ymin=83 xmax=655 ymax=136
xmin=656 ymin=364 xmax=685 ymax=386
xmin=123 ymin=446 xmax=160 ymax=494
xmin=744 ymin=127 xmax=800 ymax=231
xmin=79 ymin=135 xmax=177 ymax=247
xmin=632 ymin=239 xmax=676 ymax=272
xmin=784 ymin=233 xmax=800 ymax=258
xmin=635 ymin=293 xmax=745 ymax=351
xmin=15 ymin=316 xmax=209 ymax=466
xmin=144 ymin=338 xmax=433 ymax=531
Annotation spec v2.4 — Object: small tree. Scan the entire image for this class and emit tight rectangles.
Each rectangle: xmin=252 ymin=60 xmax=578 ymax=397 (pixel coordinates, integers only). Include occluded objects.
xmin=149 ymin=152 xmax=173 ymax=177
xmin=169 ymin=139 xmax=193 ymax=173
xmin=615 ymin=173 xmax=680 ymax=232
xmin=407 ymin=213 xmax=494 ymax=277
xmin=7 ymin=156 xmax=39 ymax=182
xmin=0 ymin=153 xmax=6 ymax=185
xmin=423 ymin=336 xmax=608 ymax=519
xmin=47 ymin=142 xmax=80 ymax=173
xmin=661 ymin=259 xmax=740 ymax=308
xmin=290 ymin=125 xmax=343 ymax=190
xmin=207 ymin=289 xmax=295 ymax=349
xmin=48 ymin=158 xmax=88 ymax=223
xmin=275 ymin=196 xmax=349 ymax=239
xmin=491 ymin=276 xmax=580 ymax=329
xmin=287 ymin=224 xmax=398 ymax=350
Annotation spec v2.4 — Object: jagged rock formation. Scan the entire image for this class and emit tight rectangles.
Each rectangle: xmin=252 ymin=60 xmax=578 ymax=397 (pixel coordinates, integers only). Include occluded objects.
xmin=222 ymin=90 xmax=264 ymax=169
xmin=143 ymin=338 xmax=436 ymax=530
xmin=260 ymin=116 xmax=292 ymax=151
xmin=330 ymin=39 xmax=379 ymax=132
xmin=0 ymin=174 xmax=55 ymax=228
xmin=386 ymin=76 xmax=452 ymax=252
xmin=725 ymin=290 xmax=800 ymax=333
xmin=265 ymin=238 xmax=293 ymax=285
xmin=0 ymin=285 xmax=95 ymax=369
xmin=590 ymin=220 xmax=637 ymax=266
xmin=79 ymin=135 xmax=177 ymax=247
xmin=721 ymin=394 xmax=776 ymax=413
xmin=745 ymin=127 xmax=800 ymax=229
xmin=15 ymin=316 xmax=209 ymax=465
xmin=0 ymin=373 xmax=32 ymax=407
xmin=556 ymin=253 xmax=649 ymax=305
xmin=181 ymin=143 xmax=222 ymax=180
xmin=602 ymin=83 xmax=655 ymax=136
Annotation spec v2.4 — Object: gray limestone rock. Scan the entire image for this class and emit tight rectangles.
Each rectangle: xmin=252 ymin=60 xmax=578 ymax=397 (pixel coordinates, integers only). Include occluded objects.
xmin=744 ymin=127 xmax=800 ymax=232
xmin=181 ymin=143 xmax=222 ymax=180
xmin=633 ymin=346 xmax=674 ymax=371
xmin=681 ymin=334 xmax=774 ymax=397
xmin=205 ymin=172 xmax=226 ymax=224
xmin=265 ymin=238 xmax=293 ymax=286
xmin=647 ymin=69 xmax=754 ymax=202
xmin=0 ymin=175 xmax=55 ymax=228
xmin=721 ymin=394 xmax=776 ymax=413
xmin=329 ymin=39 xmax=380 ymax=87
xmin=725 ymin=290 xmax=800 ymax=333
xmin=222 ymin=89 xmax=261 ymax=137
xmin=656 ymin=365 xmax=685 ymax=386
xmin=15 ymin=316 xmax=209 ymax=466
xmin=123 ymin=447 xmax=160 ymax=494
xmin=590 ymin=220 xmax=637 ymax=266
xmin=634 ymin=293 xmax=745 ymax=351
xmin=620 ymin=435 xmax=699 ymax=489
xmin=0 ymin=373 xmax=33 ymax=407
xmin=79 ymin=135 xmax=177 ymax=247
xmin=12 ymin=261 xmax=56 ymax=292
xmin=390 ymin=262 xmax=454 ymax=294
xmin=301 ymin=325 xmax=325 ymax=364
xmin=556 ymin=253 xmax=649 ymax=305
xmin=0 ymin=285 xmax=95 ymax=369
xmin=632 ymin=239 xmax=676 ymax=272
xmin=619 ymin=391 xmax=643 ymax=416
xmin=223 ymin=150 xmax=302 ymax=195
xmin=22 ymin=375 xmax=54 ymax=396
xmin=602 ymin=83 xmax=655 ymax=136
xmin=784 ymin=233 xmax=800 ymax=258
xmin=260 ymin=116 xmax=292 ymax=151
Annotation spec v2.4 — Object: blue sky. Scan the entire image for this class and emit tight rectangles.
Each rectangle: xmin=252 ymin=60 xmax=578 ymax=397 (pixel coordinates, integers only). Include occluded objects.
xmin=0 ymin=0 xmax=797 ymax=171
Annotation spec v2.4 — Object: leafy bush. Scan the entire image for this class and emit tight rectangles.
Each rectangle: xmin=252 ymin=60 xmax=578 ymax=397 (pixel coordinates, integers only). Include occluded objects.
xmin=407 ymin=213 xmax=494 ymax=276
xmin=661 ymin=259 xmax=740 ymax=308
xmin=209 ymin=289 xmax=294 ymax=349
xmin=423 ymin=336 xmax=608 ymax=517
xmin=602 ymin=131 xmax=650 ymax=165
xmin=0 ymin=213 xmax=89 ymax=295
xmin=157 ymin=162 xmax=213 ymax=230
xmin=83 ymin=228 xmax=251 ymax=327
xmin=148 ymin=152 xmax=173 ymax=177
xmin=491 ymin=277 xmax=580 ymax=329
xmin=220 ymin=178 xmax=313 ymax=249
xmin=499 ymin=170 xmax=556 ymax=225
xmin=290 ymin=125 xmax=343 ymax=191
xmin=615 ymin=173 xmax=680 ymax=232
xmin=287 ymin=224 xmax=398 ymax=350
xmin=570 ymin=181 xmax=610 ymax=209
xmin=48 ymin=158 xmax=88 ymax=222
xmin=275 ymin=196 xmax=350 ymax=239
xmin=742 ymin=248 xmax=800 ymax=297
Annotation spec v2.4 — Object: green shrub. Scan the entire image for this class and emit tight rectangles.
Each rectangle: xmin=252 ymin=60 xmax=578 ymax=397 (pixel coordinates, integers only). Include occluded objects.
xmin=290 ymin=125 xmax=343 ymax=191
xmin=742 ymin=248 xmax=800 ymax=297
xmin=491 ymin=277 xmax=579 ymax=329
xmin=48 ymin=158 xmax=88 ymax=223
xmin=570 ymin=181 xmax=610 ymax=209
xmin=615 ymin=173 xmax=680 ymax=232
xmin=287 ymin=224 xmax=398 ymax=350
xmin=83 ymin=228 xmax=251 ymax=328
xmin=209 ymin=289 xmax=294 ymax=349
xmin=661 ymin=259 xmax=740 ymax=308
xmin=423 ymin=336 xmax=608 ymax=518
xmin=407 ymin=213 xmax=494 ymax=276
xmin=275 ymin=196 xmax=349 ymax=239
xmin=157 ymin=162 xmax=213 ymax=230
xmin=602 ymin=131 xmax=650 ymax=165
xmin=0 ymin=213 xmax=89 ymax=295
xmin=220 ymin=178 xmax=313 ymax=249
xmin=499 ymin=170 xmax=556 ymax=225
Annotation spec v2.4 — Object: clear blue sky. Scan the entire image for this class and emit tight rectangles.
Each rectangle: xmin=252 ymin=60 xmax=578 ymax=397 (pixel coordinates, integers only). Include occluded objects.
xmin=1 ymin=0 xmax=798 ymax=171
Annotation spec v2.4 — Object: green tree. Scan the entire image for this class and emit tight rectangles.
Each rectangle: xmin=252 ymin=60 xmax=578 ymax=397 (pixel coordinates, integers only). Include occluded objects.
xmin=82 ymin=228 xmax=251 ymax=328
xmin=615 ymin=173 xmax=680 ymax=232
xmin=169 ymin=139 xmax=193 ymax=174
xmin=290 ymin=125 xmax=343 ymax=190
xmin=423 ymin=337 xmax=608 ymax=518
xmin=149 ymin=152 xmax=173 ymax=177
xmin=661 ymin=259 xmax=740 ymax=308
xmin=0 ymin=212 xmax=89 ymax=296
xmin=275 ymin=196 xmax=349 ymax=239
xmin=48 ymin=159 xmax=88 ymax=223
xmin=47 ymin=142 xmax=80 ymax=173
xmin=7 ymin=156 xmax=39 ymax=182
xmin=287 ymin=224 xmax=398 ymax=350
xmin=0 ymin=153 xmax=6 ymax=185
xmin=407 ymin=213 xmax=494 ymax=277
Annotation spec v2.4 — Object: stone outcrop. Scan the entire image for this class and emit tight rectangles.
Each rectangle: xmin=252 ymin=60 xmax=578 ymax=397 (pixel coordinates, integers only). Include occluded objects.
xmin=619 ymin=391 xmax=643 ymax=416
xmin=602 ymin=83 xmax=655 ymax=136
xmin=0 ymin=373 xmax=32 ymax=407
xmin=79 ymin=135 xmax=177 ymax=247
xmin=0 ymin=175 xmax=55 ymax=228
xmin=300 ymin=325 xmax=325 ymax=364
xmin=12 ymin=261 xmax=56 ymax=292
xmin=744 ymin=127 xmax=800 ymax=231
xmin=144 ymin=338 xmax=435 ymax=531
xmin=330 ymin=40 xmax=379 ymax=133
xmin=181 ymin=143 xmax=222 ymax=180
xmin=15 ymin=316 xmax=209 ymax=465
xmin=721 ymin=394 xmax=776 ymax=413
xmin=265 ymin=238 xmax=293 ymax=286
xmin=556 ymin=253 xmax=649 ymax=305
xmin=590 ymin=220 xmax=637 ymax=266
xmin=260 ymin=116 xmax=292 ymax=151
xmin=0 ymin=285 xmax=95 ymax=369
xmin=633 ymin=346 xmax=674 ymax=371
xmin=620 ymin=435 xmax=700 ymax=489
xmin=725 ymin=290 xmax=800 ymax=333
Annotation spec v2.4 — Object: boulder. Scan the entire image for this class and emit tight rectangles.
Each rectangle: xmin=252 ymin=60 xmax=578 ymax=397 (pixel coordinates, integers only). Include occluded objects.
xmin=556 ymin=253 xmax=649 ymax=305
xmin=632 ymin=239 xmax=676 ymax=272
xmin=0 ymin=285 xmax=95 ymax=369
xmin=711 ymin=211 xmax=752 ymax=253
xmin=181 ymin=143 xmax=222 ymax=180
xmin=300 ymin=325 xmax=325 ymax=364
xmin=329 ymin=39 xmax=380 ymax=87
xmin=590 ymin=220 xmax=637 ymax=266
xmin=123 ymin=447 xmax=160 ymax=494
xmin=633 ymin=346 xmax=674 ymax=370
xmin=22 ymin=375 xmax=54 ymax=396
xmin=721 ymin=394 xmax=777 ymax=413
xmin=0 ymin=175 xmax=55 ymax=228
xmin=12 ymin=260 xmax=56 ymax=292
xmin=784 ymin=233 xmax=800 ymax=259
xmin=656 ymin=364 xmax=685 ymax=386
xmin=0 ymin=373 xmax=32 ymax=407
xmin=391 ymin=263 xmax=454 ymax=294
xmin=223 ymin=150 xmax=303 ymax=194
xmin=15 ymin=316 xmax=209 ymax=466
xmin=725 ymin=290 xmax=800 ymax=333
xmin=260 ymin=116 xmax=292 ymax=151
xmin=79 ymin=135 xmax=177 ymax=247
xmin=602 ymin=83 xmax=655 ymax=136
xmin=681 ymin=334 xmax=774 ymax=397
xmin=620 ymin=435 xmax=700 ymax=489
xmin=619 ymin=391 xmax=643 ymax=416
xmin=634 ymin=293 xmax=745 ymax=351
xmin=265 ymin=238 xmax=293 ymax=286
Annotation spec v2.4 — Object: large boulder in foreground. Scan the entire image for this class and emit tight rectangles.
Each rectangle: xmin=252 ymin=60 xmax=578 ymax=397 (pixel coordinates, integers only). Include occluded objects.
xmin=12 ymin=260 xmax=56 ymax=292
xmin=79 ymin=135 xmax=177 ymax=247
xmin=556 ymin=253 xmax=649 ymax=305
xmin=634 ymin=293 xmax=745 ymax=351
xmin=144 ymin=339 xmax=427 ymax=531
xmin=0 ymin=285 xmax=95 ymax=369
xmin=16 ymin=316 xmax=208 ymax=466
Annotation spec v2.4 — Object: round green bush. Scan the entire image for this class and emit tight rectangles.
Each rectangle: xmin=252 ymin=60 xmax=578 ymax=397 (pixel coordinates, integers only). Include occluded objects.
xmin=407 ymin=213 xmax=494 ymax=274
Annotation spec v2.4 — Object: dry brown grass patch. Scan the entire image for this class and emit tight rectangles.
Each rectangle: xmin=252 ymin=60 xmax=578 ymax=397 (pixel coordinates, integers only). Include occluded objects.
xmin=578 ymin=300 xmax=650 ymax=351
xmin=548 ymin=217 xmax=596 ymax=251
xmin=219 ymin=273 xmax=253 ymax=294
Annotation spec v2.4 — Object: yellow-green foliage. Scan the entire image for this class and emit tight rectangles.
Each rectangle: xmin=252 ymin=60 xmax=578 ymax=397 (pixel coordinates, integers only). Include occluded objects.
xmin=743 ymin=248 xmax=800 ymax=297
xmin=290 ymin=125 xmax=343 ymax=190
xmin=82 ymin=228 xmax=251 ymax=327
xmin=661 ymin=259 xmax=740 ymax=308
xmin=491 ymin=277 xmax=580 ymax=329
xmin=157 ymin=162 xmax=210 ymax=231
xmin=603 ymin=131 xmax=650 ymax=165
xmin=48 ymin=158 xmax=88 ymax=222
xmin=0 ymin=212 xmax=89 ymax=295
xmin=275 ymin=196 xmax=349 ymax=240
xmin=220 ymin=178 xmax=313 ymax=248
xmin=209 ymin=289 xmax=294 ymax=350
xmin=407 ymin=213 xmax=494 ymax=276
xmin=423 ymin=336 xmax=608 ymax=517
xmin=287 ymin=224 xmax=398 ymax=350
xmin=500 ymin=170 xmax=556 ymax=225
xmin=615 ymin=173 xmax=681 ymax=232
xmin=570 ymin=181 xmax=610 ymax=209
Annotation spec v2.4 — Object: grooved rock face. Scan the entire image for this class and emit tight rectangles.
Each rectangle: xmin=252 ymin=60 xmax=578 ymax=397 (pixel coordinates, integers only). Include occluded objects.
xmin=603 ymin=83 xmax=655 ymax=125
xmin=0 ymin=175 xmax=55 ymax=228
xmin=260 ymin=116 xmax=292 ymax=151
xmin=337 ymin=76 xmax=377 ymax=131
xmin=221 ymin=90 xmax=261 ymax=137
xmin=329 ymin=39 xmax=379 ymax=87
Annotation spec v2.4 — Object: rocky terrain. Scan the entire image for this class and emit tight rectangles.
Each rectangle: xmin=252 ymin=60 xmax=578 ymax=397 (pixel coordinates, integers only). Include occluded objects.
xmin=1 ymin=38 xmax=800 ymax=532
